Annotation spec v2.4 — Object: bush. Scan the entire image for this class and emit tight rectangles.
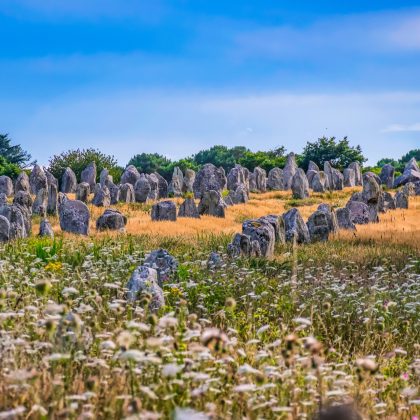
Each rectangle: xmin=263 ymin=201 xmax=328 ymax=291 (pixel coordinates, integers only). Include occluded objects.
xmin=48 ymin=148 xmax=123 ymax=184
xmin=0 ymin=155 xmax=21 ymax=179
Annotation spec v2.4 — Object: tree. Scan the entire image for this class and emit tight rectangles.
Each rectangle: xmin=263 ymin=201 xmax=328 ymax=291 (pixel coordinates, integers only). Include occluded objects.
xmin=0 ymin=155 xmax=21 ymax=179
xmin=238 ymin=148 xmax=287 ymax=172
xmin=193 ymin=145 xmax=240 ymax=172
xmin=48 ymin=148 xmax=122 ymax=183
xmin=0 ymin=133 xmax=32 ymax=167
xmin=300 ymin=136 xmax=366 ymax=170
xmin=400 ymin=149 xmax=420 ymax=164
xmin=128 ymin=153 xmax=172 ymax=175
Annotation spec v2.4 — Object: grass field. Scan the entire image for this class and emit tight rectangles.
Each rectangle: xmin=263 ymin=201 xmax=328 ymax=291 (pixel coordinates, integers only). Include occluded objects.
xmin=1 ymin=189 xmax=419 ymax=418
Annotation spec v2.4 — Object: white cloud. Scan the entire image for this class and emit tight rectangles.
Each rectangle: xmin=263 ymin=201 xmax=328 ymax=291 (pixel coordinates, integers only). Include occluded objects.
xmin=382 ymin=123 xmax=420 ymax=132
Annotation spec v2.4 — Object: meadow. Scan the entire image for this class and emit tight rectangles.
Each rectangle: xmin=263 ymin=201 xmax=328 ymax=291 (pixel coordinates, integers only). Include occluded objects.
xmin=0 ymin=189 xmax=419 ymax=419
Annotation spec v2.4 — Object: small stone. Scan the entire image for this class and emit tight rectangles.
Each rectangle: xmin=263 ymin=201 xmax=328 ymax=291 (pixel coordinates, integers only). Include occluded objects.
xmin=178 ymin=197 xmax=200 ymax=218
xmin=39 ymin=219 xmax=54 ymax=238
xmin=76 ymin=182 xmax=90 ymax=203
xmin=151 ymin=200 xmax=177 ymax=221
xmin=96 ymin=209 xmax=127 ymax=231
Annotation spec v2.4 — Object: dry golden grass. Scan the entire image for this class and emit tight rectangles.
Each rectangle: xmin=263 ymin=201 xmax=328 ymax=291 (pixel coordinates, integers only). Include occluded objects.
xmin=32 ymin=189 xmax=420 ymax=251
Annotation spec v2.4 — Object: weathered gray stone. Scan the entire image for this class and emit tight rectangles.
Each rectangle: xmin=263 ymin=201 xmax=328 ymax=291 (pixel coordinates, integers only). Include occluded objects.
xmin=307 ymin=161 xmax=320 ymax=173
xmin=267 ymin=167 xmax=284 ymax=190
xmin=178 ymin=197 xmax=200 ymax=218
xmin=126 ymin=266 xmax=164 ymax=311
xmin=146 ymin=173 xmax=159 ymax=201
xmin=307 ymin=210 xmax=330 ymax=242
xmin=182 ymin=169 xmax=195 ymax=194
xmin=311 ymin=171 xmax=327 ymax=193
xmin=317 ymin=204 xmax=339 ymax=234
xmin=249 ymin=172 xmax=257 ymax=192
xmin=61 ymin=167 xmax=77 ymax=193
xmin=282 ymin=208 xmax=310 ymax=243
xmin=335 ymin=207 xmax=356 ymax=230
xmin=121 ymin=165 xmax=140 ymax=186
xmin=227 ymin=233 xmax=261 ymax=258
xmin=99 ymin=168 xmax=112 ymax=187
xmin=346 ymin=201 xmax=370 ymax=224
xmin=253 ymin=167 xmax=267 ymax=192
xmin=283 ymin=153 xmax=298 ymax=190
xmin=151 ymin=200 xmax=177 ymax=221
xmin=92 ymin=185 xmax=111 ymax=207
xmin=291 ymin=168 xmax=310 ymax=199
xmin=13 ymin=190 xmax=33 ymax=211
xmin=0 ymin=204 xmax=28 ymax=239
xmin=379 ymin=164 xmax=395 ymax=188
xmin=96 ymin=208 xmax=127 ymax=231
xmin=29 ymin=164 xmax=48 ymax=195
xmin=382 ymin=191 xmax=396 ymax=211
xmin=343 ymin=168 xmax=356 ymax=187
xmin=76 ymin=182 xmax=90 ymax=203
xmin=108 ymin=182 xmax=120 ymax=205
xmin=367 ymin=203 xmax=379 ymax=223
xmin=59 ymin=198 xmax=90 ymax=235
xmin=134 ymin=174 xmax=151 ymax=203
xmin=414 ymin=181 xmax=420 ymax=196
xmin=0 ymin=215 xmax=10 ymax=242
xmin=144 ymin=248 xmax=178 ymax=285
xmin=32 ymin=188 xmax=48 ymax=216
xmin=306 ymin=170 xmax=318 ymax=187
xmin=45 ymin=169 xmax=58 ymax=189
xmin=154 ymin=172 xmax=169 ymax=198
xmin=227 ymin=165 xmax=249 ymax=192
xmin=362 ymin=176 xmax=381 ymax=204
xmin=324 ymin=162 xmax=344 ymax=190
xmin=226 ymin=185 xmax=248 ymax=205
xmin=395 ymin=191 xmax=409 ymax=209
xmin=348 ymin=162 xmax=363 ymax=186
xmin=363 ymin=172 xmax=381 ymax=186
xmin=207 ymin=252 xmax=223 ymax=269
xmin=242 ymin=218 xmax=276 ymax=257
xmin=169 ymin=167 xmax=184 ymax=197
xmin=0 ymin=193 xmax=6 ymax=206
xmin=0 ymin=176 xmax=13 ymax=197
xmin=15 ymin=172 xmax=30 ymax=193
xmin=80 ymin=162 xmax=97 ymax=189
xmin=198 ymin=190 xmax=227 ymax=218
xmin=118 ymin=183 xmax=135 ymax=203
xmin=258 ymin=214 xmax=286 ymax=244
xmin=39 ymin=219 xmax=54 ymax=238
xmin=47 ymin=184 xmax=58 ymax=215
xmin=193 ymin=164 xmax=227 ymax=199
xmin=402 ymin=182 xmax=415 ymax=196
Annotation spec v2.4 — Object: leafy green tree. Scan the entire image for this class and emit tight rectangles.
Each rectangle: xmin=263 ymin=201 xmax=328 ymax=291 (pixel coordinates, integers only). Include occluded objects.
xmin=48 ymin=148 xmax=122 ymax=183
xmin=400 ymin=149 xmax=420 ymax=164
xmin=128 ymin=153 xmax=172 ymax=174
xmin=238 ymin=148 xmax=287 ymax=172
xmin=300 ymin=136 xmax=366 ymax=170
xmin=0 ymin=155 xmax=21 ymax=178
xmin=0 ymin=133 xmax=32 ymax=167
xmin=193 ymin=145 xmax=240 ymax=172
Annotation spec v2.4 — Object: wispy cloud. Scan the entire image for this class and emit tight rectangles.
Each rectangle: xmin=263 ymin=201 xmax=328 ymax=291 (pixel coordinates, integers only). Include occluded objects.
xmin=382 ymin=123 xmax=420 ymax=132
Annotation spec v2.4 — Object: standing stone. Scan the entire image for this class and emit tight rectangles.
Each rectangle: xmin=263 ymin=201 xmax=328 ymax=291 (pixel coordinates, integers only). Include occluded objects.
xmin=0 ymin=193 xmax=6 ymax=206
xmin=45 ymin=169 xmax=58 ymax=189
xmin=343 ymin=168 xmax=356 ymax=187
xmin=258 ymin=214 xmax=286 ymax=244
xmin=178 ymin=198 xmax=200 ymax=218
xmin=317 ymin=204 xmax=339 ymax=234
xmin=348 ymin=162 xmax=363 ymax=186
xmin=182 ymin=169 xmax=196 ymax=194
xmin=59 ymin=198 xmax=90 ymax=235
xmin=0 ymin=176 xmax=14 ymax=197
xmin=402 ymin=182 xmax=415 ymax=197
xmin=146 ymin=174 xmax=159 ymax=201
xmin=193 ymin=164 xmax=227 ymax=199
xmin=108 ymin=182 xmax=120 ymax=205
xmin=282 ymin=208 xmax=310 ymax=244
xmin=379 ymin=164 xmax=395 ymax=188
xmin=227 ymin=165 xmax=249 ymax=192
xmin=227 ymin=233 xmax=261 ymax=258
xmin=306 ymin=170 xmax=318 ymax=187
xmin=311 ymin=172 xmax=327 ymax=193
xmin=335 ymin=207 xmax=356 ymax=230
xmin=29 ymin=164 xmax=48 ymax=195
xmin=267 ymin=168 xmax=284 ymax=190
xmin=363 ymin=172 xmax=381 ymax=186
xmin=253 ymin=167 xmax=267 ymax=192
xmin=61 ymin=167 xmax=77 ymax=193
xmin=395 ymin=191 xmax=409 ymax=209
xmin=99 ymin=168 xmax=112 ymax=187
xmin=76 ymin=183 xmax=90 ymax=203
xmin=134 ymin=174 xmax=151 ymax=203
xmin=13 ymin=191 xmax=32 ymax=235
xmin=39 ymin=219 xmax=54 ymax=238
xmin=362 ymin=176 xmax=381 ymax=204
xmin=414 ymin=181 xmax=420 ymax=196
xmin=151 ymin=201 xmax=177 ymax=221
xmin=47 ymin=184 xmax=58 ymax=215
xmin=169 ymin=167 xmax=184 ymax=197
xmin=32 ymin=188 xmax=48 ymax=216
xmin=0 ymin=204 xmax=28 ymax=239
xmin=394 ymin=158 xmax=420 ymax=187
xmin=307 ymin=161 xmax=320 ymax=174
xmin=96 ymin=209 xmax=127 ymax=231
xmin=0 ymin=215 xmax=10 ymax=242
xmin=226 ymin=185 xmax=249 ymax=205
xmin=154 ymin=172 xmax=169 ymax=198
xmin=207 ymin=252 xmax=223 ymax=269
xmin=198 ymin=190 xmax=227 ymax=218
xmin=346 ymin=201 xmax=370 ymax=225
xmin=248 ymin=173 xmax=258 ymax=192
xmin=144 ymin=249 xmax=178 ymax=285
xmin=15 ymin=172 xmax=30 ymax=193
xmin=291 ymin=169 xmax=310 ymax=199
xmin=118 ymin=183 xmax=135 ymax=203
xmin=307 ymin=210 xmax=330 ymax=242
xmin=242 ymin=218 xmax=276 ymax=258
xmin=283 ymin=153 xmax=298 ymax=190
xmin=126 ymin=266 xmax=164 ymax=311
xmin=81 ymin=162 xmax=97 ymax=190
xmin=92 ymin=185 xmax=111 ymax=207
xmin=121 ymin=165 xmax=141 ymax=186
xmin=324 ymin=162 xmax=343 ymax=190
xmin=382 ymin=191 xmax=396 ymax=211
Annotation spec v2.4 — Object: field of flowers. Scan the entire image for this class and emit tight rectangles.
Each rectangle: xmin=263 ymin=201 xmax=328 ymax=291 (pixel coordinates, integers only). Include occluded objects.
xmin=0 ymin=194 xmax=419 ymax=419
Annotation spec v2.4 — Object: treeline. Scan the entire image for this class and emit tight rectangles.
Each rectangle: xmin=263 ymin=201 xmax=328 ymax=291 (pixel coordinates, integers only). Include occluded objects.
xmin=1 ymin=132 xmax=418 ymax=183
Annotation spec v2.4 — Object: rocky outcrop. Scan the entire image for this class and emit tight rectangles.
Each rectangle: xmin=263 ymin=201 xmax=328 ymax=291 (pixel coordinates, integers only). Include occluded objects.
xmin=96 ymin=209 xmax=127 ymax=231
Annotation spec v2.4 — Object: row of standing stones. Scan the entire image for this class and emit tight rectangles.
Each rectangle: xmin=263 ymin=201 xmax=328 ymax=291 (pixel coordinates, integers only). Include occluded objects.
xmin=0 ymin=156 xmax=419 ymax=311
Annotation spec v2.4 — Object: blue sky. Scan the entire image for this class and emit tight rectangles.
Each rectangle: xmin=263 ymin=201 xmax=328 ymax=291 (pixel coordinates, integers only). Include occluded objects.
xmin=1 ymin=1 xmax=420 ymax=165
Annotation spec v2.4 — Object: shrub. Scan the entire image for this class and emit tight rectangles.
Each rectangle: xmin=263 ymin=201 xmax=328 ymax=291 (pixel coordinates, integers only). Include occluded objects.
xmin=0 ymin=155 xmax=21 ymax=179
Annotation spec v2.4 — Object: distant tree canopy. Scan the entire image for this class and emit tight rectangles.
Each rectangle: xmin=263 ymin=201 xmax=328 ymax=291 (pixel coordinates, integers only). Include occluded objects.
xmin=0 ymin=155 xmax=21 ymax=179
xmin=376 ymin=149 xmax=420 ymax=173
xmin=0 ymin=133 xmax=32 ymax=167
xmin=300 ymin=136 xmax=366 ymax=170
xmin=48 ymin=148 xmax=123 ymax=183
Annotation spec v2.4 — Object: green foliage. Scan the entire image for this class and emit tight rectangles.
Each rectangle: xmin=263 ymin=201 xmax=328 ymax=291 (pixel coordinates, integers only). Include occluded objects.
xmin=377 ymin=148 xmax=420 ymax=172
xmin=301 ymin=136 xmax=366 ymax=170
xmin=0 ymin=155 xmax=21 ymax=179
xmin=238 ymin=147 xmax=287 ymax=172
xmin=400 ymin=148 xmax=420 ymax=164
xmin=48 ymin=148 xmax=123 ymax=183
xmin=194 ymin=145 xmax=242 ymax=172
xmin=0 ymin=133 xmax=32 ymax=167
